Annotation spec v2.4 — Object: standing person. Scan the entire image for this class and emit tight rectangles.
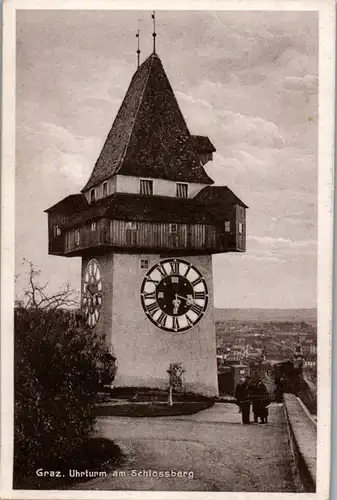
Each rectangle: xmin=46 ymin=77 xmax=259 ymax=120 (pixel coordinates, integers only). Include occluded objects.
xmin=251 ymin=378 xmax=270 ymax=424
xmin=249 ymin=378 xmax=260 ymax=423
xmin=235 ymin=376 xmax=251 ymax=424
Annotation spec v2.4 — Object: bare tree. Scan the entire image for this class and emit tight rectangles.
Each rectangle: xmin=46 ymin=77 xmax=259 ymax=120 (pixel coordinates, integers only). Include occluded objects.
xmin=16 ymin=258 xmax=79 ymax=310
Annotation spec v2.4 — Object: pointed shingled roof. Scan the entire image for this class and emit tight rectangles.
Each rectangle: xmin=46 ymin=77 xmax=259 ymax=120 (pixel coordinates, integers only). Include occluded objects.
xmin=195 ymin=186 xmax=248 ymax=209
xmin=82 ymin=53 xmax=213 ymax=191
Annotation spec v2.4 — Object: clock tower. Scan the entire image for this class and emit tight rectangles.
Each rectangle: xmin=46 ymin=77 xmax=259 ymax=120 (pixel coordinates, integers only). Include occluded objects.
xmin=45 ymin=50 xmax=247 ymax=397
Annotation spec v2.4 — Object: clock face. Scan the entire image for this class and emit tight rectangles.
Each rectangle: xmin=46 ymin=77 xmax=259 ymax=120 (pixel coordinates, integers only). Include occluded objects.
xmin=140 ymin=258 xmax=208 ymax=333
xmin=82 ymin=259 xmax=103 ymax=328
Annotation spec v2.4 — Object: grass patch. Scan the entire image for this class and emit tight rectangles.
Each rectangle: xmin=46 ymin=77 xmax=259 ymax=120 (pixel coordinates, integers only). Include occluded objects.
xmin=95 ymin=400 xmax=214 ymax=417
xmin=107 ymin=386 xmax=215 ymax=403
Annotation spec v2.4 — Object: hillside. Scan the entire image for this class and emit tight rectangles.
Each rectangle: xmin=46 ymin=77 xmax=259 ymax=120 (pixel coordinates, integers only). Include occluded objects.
xmin=214 ymin=308 xmax=317 ymax=325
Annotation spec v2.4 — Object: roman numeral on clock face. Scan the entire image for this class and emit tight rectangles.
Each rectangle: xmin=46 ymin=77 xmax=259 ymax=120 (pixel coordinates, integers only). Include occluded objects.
xmin=146 ymin=277 xmax=159 ymax=285
xmin=185 ymin=314 xmax=194 ymax=327
xmin=143 ymin=291 xmax=156 ymax=300
xmin=191 ymin=277 xmax=203 ymax=287
xmin=183 ymin=265 xmax=191 ymax=277
xmin=169 ymin=260 xmax=180 ymax=274
xmin=172 ymin=317 xmax=180 ymax=331
xmin=157 ymin=264 xmax=168 ymax=279
xmin=194 ymin=291 xmax=206 ymax=300
xmin=190 ymin=303 xmax=204 ymax=316
xmin=146 ymin=302 xmax=159 ymax=315
xmin=157 ymin=312 xmax=167 ymax=327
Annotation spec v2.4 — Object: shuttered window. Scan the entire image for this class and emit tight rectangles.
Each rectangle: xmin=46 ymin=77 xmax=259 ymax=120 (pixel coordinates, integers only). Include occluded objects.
xmin=176 ymin=183 xmax=188 ymax=198
xmin=126 ymin=230 xmax=137 ymax=245
xmin=140 ymin=179 xmax=153 ymax=195
xmin=140 ymin=259 xmax=149 ymax=269
xmin=126 ymin=221 xmax=138 ymax=246
xmin=53 ymin=225 xmax=61 ymax=237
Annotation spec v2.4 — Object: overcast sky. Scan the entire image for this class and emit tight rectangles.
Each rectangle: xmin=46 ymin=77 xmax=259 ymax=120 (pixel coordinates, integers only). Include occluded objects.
xmin=15 ymin=9 xmax=318 ymax=309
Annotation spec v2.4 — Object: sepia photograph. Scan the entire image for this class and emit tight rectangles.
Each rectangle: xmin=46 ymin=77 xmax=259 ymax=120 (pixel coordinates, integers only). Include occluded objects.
xmin=1 ymin=1 xmax=334 ymax=498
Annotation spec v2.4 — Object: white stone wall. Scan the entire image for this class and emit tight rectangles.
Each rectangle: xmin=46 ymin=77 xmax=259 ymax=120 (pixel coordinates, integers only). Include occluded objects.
xmin=110 ymin=253 xmax=218 ymax=397
xmin=83 ymin=175 xmax=207 ymax=202
xmin=83 ymin=177 xmax=117 ymax=203
xmin=81 ymin=252 xmax=219 ymax=397
xmin=115 ymin=175 xmax=206 ymax=198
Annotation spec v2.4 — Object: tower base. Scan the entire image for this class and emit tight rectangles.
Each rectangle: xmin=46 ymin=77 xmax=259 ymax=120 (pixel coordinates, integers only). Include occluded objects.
xmin=82 ymin=253 xmax=219 ymax=398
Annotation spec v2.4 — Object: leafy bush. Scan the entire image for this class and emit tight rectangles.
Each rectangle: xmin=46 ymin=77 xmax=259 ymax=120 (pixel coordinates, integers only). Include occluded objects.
xmin=14 ymin=305 xmax=116 ymax=481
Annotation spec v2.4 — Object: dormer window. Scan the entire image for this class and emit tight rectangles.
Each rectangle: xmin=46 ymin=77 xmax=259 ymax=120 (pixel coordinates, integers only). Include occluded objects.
xmin=140 ymin=179 xmax=153 ymax=195
xmin=103 ymin=181 xmax=108 ymax=197
xmin=90 ymin=188 xmax=96 ymax=203
xmin=176 ymin=182 xmax=188 ymax=198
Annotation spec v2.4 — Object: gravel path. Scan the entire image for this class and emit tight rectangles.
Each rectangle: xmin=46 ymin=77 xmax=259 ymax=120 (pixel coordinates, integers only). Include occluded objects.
xmin=75 ymin=403 xmax=297 ymax=492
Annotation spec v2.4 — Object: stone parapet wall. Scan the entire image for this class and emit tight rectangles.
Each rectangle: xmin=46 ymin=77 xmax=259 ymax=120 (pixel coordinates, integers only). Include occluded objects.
xmin=283 ymin=393 xmax=316 ymax=492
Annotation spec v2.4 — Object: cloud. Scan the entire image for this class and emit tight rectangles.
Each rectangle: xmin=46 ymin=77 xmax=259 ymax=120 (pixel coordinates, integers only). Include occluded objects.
xmin=21 ymin=122 xmax=102 ymax=185
xmin=176 ymin=91 xmax=212 ymax=110
xmin=219 ymin=111 xmax=286 ymax=149
xmin=284 ymin=74 xmax=318 ymax=91
xmin=177 ymin=85 xmax=287 ymax=150
xmin=248 ymin=236 xmax=316 ymax=247
xmin=15 ymin=10 xmax=318 ymax=308
xmin=246 ymin=235 xmax=317 ymax=262
xmin=243 ymin=254 xmax=283 ymax=262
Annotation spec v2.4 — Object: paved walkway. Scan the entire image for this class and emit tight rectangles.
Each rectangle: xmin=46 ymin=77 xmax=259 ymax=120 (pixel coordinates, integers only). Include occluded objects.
xmin=76 ymin=403 xmax=297 ymax=492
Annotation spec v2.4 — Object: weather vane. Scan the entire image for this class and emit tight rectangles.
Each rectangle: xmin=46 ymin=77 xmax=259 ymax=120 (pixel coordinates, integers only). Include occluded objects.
xmin=136 ymin=29 xmax=141 ymax=68
xmin=151 ymin=11 xmax=157 ymax=54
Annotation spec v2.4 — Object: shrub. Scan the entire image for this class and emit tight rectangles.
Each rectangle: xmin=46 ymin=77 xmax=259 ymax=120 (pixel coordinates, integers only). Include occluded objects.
xmin=14 ymin=305 xmax=116 ymax=482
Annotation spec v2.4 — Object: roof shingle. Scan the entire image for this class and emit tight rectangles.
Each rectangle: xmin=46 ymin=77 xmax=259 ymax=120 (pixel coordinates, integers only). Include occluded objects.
xmin=44 ymin=194 xmax=88 ymax=214
xmin=82 ymin=53 xmax=214 ymax=191
xmin=191 ymin=135 xmax=216 ymax=153
xmin=195 ymin=186 xmax=248 ymax=208
xmin=62 ymin=193 xmax=213 ymax=228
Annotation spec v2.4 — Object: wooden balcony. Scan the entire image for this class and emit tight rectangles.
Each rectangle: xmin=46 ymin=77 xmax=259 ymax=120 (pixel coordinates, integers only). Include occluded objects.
xmin=46 ymin=189 xmax=247 ymax=258
xmin=48 ymin=218 xmax=245 ymax=257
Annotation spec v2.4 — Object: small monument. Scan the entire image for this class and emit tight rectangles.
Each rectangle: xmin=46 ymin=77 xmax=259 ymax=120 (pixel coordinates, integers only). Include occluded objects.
xmin=167 ymin=363 xmax=185 ymax=405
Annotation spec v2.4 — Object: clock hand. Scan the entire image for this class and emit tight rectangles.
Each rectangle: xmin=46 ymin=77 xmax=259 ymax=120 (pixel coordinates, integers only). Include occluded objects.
xmin=175 ymin=293 xmax=195 ymax=305
xmin=172 ymin=294 xmax=181 ymax=315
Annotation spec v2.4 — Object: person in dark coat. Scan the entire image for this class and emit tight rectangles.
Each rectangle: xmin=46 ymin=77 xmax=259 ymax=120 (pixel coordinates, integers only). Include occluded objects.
xmin=251 ymin=378 xmax=270 ymax=423
xmin=235 ymin=376 xmax=251 ymax=424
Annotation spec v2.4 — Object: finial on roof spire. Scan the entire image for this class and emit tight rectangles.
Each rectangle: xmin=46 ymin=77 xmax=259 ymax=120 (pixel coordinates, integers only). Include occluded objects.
xmin=151 ymin=11 xmax=157 ymax=54
xmin=136 ymin=29 xmax=141 ymax=68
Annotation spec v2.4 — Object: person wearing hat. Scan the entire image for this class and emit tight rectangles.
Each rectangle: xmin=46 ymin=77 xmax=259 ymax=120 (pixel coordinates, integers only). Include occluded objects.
xmin=235 ymin=376 xmax=252 ymax=424
xmin=251 ymin=377 xmax=270 ymax=424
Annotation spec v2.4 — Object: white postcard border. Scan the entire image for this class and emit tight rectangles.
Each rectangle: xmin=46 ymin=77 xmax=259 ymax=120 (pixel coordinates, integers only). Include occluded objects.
xmin=1 ymin=0 xmax=335 ymax=499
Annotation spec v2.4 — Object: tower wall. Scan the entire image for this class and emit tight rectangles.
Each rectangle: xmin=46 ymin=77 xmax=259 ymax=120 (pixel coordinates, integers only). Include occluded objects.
xmin=114 ymin=175 xmax=207 ymax=198
xmin=82 ymin=253 xmax=219 ymax=397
